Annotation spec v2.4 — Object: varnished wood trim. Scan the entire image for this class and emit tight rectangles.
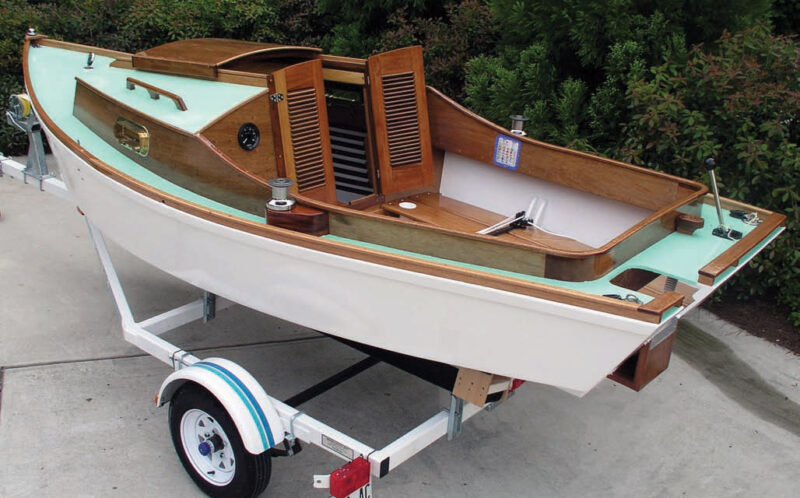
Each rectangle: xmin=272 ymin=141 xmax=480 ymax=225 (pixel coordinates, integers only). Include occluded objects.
xmin=427 ymin=86 xmax=704 ymax=196
xmin=132 ymin=41 xmax=322 ymax=79
xmin=608 ymin=332 xmax=676 ymax=391
xmin=126 ymin=77 xmax=187 ymax=111
xmin=212 ymin=46 xmax=322 ymax=67
xmin=217 ymin=68 xmax=269 ymax=87
xmin=368 ymin=46 xmax=435 ymax=194
xmin=25 ymin=38 xmax=678 ymax=324
xmin=198 ymin=92 xmax=277 ymax=182
xmin=194 ymin=135 xmax=273 ymax=187
xmin=637 ymin=291 xmax=684 ymax=317
xmin=322 ymin=68 xmax=365 ymax=85
xmin=110 ymin=60 xmax=134 ymax=70
xmin=73 ymin=78 xmax=269 ymax=213
xmin=674 ymin=213 xmax=704 ymax=234
xmin=346 ymin=193 xmax=384 ymax=210
xmin=75 ymin=76 xmax=271 ymax=191
xmin=320 ymin=54 xmax=367 ymax=71
xmin=269 ymin=59 xmax=337 ymax=201
xmin=266 ymin=205 xmax=329 ymax=235
xmin=132 ymin=55 xmax=217 ymax=79
xmin=698 ymin=211 xmax=786 ymax=285
xmin=266 ymin=74 xmax=287 ymax=177
xmin=300 ymin=187 xmax=677 ymax=284
xmin=37 ymin=37 xmax=132 ymax=60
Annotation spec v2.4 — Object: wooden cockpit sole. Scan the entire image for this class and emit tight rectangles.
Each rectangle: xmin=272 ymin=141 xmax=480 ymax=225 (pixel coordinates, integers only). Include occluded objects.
xmin=383 ymin=192 xmax=593 ymax=252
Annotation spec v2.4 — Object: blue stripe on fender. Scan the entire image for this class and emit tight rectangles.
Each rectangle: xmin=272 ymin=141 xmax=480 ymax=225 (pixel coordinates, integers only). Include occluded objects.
xmin=195 ymin=361 xmax=275 ymax=449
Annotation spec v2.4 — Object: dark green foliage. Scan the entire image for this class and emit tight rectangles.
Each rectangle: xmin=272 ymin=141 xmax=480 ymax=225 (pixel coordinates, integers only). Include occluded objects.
xmin=488 ymin=0 xmax=772 ymax=68
xmin=620 ymin=25 xmax=800 ymax=323
xmin=466 ymin=0 xmax=772 ymax=150
xmin=272 ymin=0 xmax=329 ymax=47
xmin=116 ymin=0 xmax=280 ymax=52
xmin=377 ymin=0 xmax=498 ymax=100
xmin=771 ymin=0 xmax=800 ymax=35
xmin=0 ymin=1 xmax=30 ymax=155
xmin=317 ymin=0 xmax=439 ymax=57
xmin=465 ymin=44 xmax=595 ymax=149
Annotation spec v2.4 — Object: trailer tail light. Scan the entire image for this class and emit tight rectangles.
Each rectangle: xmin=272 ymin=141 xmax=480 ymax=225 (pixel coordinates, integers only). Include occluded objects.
xmin=329 ymin=457 xmax=370 ymax=498
xmin=509 ymin=378 xmax=525 ymax=393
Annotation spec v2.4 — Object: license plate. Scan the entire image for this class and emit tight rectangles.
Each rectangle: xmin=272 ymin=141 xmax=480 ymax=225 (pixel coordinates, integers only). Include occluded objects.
xmin=347 ymin=482 xmax=372 ymax=498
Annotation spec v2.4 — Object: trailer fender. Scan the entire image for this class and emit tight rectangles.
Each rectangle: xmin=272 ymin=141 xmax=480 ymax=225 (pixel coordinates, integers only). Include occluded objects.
xmin=156 ymin=357 xmax=284 ymax=455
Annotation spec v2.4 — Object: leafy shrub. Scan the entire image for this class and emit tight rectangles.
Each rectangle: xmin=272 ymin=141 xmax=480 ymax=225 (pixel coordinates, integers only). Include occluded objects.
xmin=376 ymin=0 xmax=498 ymax=100
xmin=620 ymin=24 xmax=800 ymax=323
xmin=317 ymin=0 xmax=440 ymax=57
xmin=0 ymin=1 xmax=38 ymax=156
xmin=464 ymin=0 xmax=772 ymax=151
xmin=117 ymin=0 xmax=280 ymax=52
xmin=465 ymin=44 xmax=595 ymax=149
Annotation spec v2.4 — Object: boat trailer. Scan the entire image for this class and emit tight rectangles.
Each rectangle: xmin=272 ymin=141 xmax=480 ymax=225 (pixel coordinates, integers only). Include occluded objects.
xmin=1 ymin=152 xmax=517 ymax=497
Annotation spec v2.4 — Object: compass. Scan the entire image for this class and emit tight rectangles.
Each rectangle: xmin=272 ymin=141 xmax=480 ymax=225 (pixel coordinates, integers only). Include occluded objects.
xmin=237 ymin=122 xmax=260 ymax=151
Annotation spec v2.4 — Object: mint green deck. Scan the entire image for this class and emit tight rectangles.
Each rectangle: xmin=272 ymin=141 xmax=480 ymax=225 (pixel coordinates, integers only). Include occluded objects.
xmin=326 ymin=204 xmax=778 ymax=316
xmin=28 ymin=45 xmax=265 ymax=223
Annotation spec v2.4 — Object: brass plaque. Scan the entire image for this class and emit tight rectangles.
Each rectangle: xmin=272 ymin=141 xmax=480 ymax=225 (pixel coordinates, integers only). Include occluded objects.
xmin=114 ymin=116 xmax=149 ymax=157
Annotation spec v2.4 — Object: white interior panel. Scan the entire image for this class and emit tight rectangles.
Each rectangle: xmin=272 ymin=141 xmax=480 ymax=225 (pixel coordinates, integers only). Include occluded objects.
xmin=439 ymin=152 xmax=652 ymax=248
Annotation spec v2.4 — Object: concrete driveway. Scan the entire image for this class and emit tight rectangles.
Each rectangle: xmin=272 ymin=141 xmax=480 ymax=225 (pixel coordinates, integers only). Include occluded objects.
xmin=1 ymin=157 xmax=799 ymax=497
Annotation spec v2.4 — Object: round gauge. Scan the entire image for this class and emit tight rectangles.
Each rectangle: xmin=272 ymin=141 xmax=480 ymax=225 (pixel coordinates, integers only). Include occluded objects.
xmin=237 ymin=122 xmax=260 ymax=151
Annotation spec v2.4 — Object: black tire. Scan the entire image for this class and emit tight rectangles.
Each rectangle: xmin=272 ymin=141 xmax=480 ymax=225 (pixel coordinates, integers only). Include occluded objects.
xmin=169 ymin=382 xmax=271 ymax=497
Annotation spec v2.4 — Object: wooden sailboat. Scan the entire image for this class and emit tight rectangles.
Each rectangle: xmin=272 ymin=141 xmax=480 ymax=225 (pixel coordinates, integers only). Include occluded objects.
xmin=18 ymin=34 xmax=785 ymax=396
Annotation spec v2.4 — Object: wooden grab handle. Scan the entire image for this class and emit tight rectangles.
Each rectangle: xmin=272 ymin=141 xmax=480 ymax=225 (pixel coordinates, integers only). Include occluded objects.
xmin=125 ymin=77 xmax=187 ymax=111
xmin=698 ymin=212 xmax=786 ymax=285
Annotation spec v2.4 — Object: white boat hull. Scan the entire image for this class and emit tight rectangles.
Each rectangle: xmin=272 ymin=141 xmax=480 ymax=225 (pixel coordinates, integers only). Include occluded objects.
xmin=44 ymin=124 xmax=666 ymax=396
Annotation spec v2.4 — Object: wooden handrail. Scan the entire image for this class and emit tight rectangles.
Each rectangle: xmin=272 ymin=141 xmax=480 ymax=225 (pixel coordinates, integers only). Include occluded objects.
xmin=698 ymin=212 xmax=786 ymax=285
xmin=125 ymin=77 xmax=187 ymax=111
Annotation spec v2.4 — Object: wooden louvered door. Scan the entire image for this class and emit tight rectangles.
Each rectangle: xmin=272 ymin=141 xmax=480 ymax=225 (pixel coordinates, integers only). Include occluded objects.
xmin=269 ymin=59 xmax=337 ymax=202
xmin=367 ymin=46 xmax=434 ymax=195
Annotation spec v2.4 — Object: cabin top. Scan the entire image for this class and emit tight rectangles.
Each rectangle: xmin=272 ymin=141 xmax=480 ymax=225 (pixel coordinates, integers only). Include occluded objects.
xmin=132 ymin=38 xmax=322 ymax=78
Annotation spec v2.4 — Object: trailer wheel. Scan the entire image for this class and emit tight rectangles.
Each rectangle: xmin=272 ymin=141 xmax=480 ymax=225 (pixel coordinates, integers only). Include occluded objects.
xmin=169 ymin=383 xmax=271 ymax=497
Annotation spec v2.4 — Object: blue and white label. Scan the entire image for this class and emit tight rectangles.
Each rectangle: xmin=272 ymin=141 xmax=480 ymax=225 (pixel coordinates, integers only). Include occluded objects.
xmin=493 ymin=134 xmax=521 ymax=170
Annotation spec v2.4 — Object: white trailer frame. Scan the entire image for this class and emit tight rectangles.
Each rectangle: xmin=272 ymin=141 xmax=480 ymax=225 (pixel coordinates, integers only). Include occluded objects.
xmin=1 ymin=153 xmax=499 ymax=497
